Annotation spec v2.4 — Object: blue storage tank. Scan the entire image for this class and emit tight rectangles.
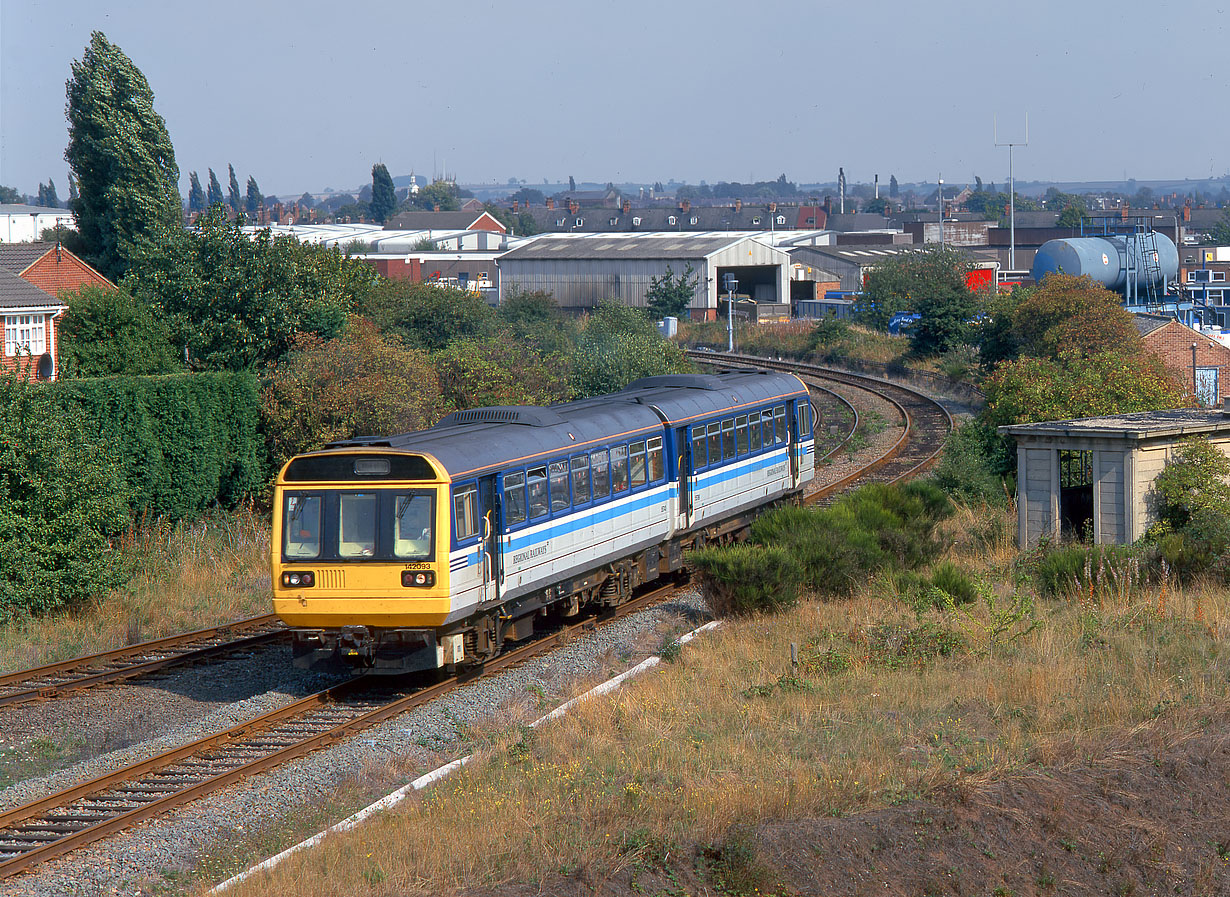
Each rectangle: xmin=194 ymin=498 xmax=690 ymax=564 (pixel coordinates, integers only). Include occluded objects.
xmin=1031 ymin=233 xmax=1178 ymax=291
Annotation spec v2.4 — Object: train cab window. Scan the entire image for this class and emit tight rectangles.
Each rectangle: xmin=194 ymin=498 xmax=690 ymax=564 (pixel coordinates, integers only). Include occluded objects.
xmin=527 ymin=467 xmax=549 ymax=519
xmin=629 ymin=440 xmax=647 ymax=488
xmin=749 ymin=411 xmax=762 ymax=452
xmin=503 ymin=472 xmax=527 ymax=527
xmin=706 ymin=421 xmax=721 ymax=465
xmin=721 ymin=419 xmax=736 ymax=460
xmin=571 ymin=455 xmax=591 ymax=504
xmin=761 ymin=409 xmax=775 ymax=446
xmin=647 ymin=436 xmax=664 ymax=481
xmin=284 ymin=494 xmax=322 ymax=559
xmin=611 ymin=444 xmax=629 ymax=492
xmin=339 ymin=492 xmax=378 ymax=557
xmin=453 ymin=485 xmax=480 ymax=542
xmin=692 ymin=428 xmax=706 ymax=469
xmin=735 ymin=415 xmax=749 ymax=455
xmin=394 ymin=494 xmax=434 ymax=559
xmin=549 ymin=459 xmax=570 ymax=512
xmin=774 ymin=406 xmax=787 ymax=444
xmin=798 ymin=403 xmax=813 ymax=438
xmin=592 ymin=449 xmax=611 ymax=500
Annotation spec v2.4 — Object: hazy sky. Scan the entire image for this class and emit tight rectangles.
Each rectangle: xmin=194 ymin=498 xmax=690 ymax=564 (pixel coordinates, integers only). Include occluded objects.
xmin=2 ymin=1 xmax=1228 ymax=199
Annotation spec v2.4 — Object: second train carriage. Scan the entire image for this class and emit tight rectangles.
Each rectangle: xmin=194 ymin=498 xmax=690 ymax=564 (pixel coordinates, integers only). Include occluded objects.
xmin=272 ymin=370 xmax=815 ymax=673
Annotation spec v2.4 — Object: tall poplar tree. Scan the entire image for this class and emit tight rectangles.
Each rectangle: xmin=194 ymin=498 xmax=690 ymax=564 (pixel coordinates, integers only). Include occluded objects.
xmin=188 ymin=172 xmax=206 ymax=213
xmin=64 ymin=31 xmax=182 ymax=280
xmin=245 ymin=176 xmax=263 ymax=214
xmin=227 ymin=164 xmax=241 ymax=212
xmin=370 ymin=163 xmax=396 ymax=223
xmin=206 ymin=169 xmax=224 ymax=207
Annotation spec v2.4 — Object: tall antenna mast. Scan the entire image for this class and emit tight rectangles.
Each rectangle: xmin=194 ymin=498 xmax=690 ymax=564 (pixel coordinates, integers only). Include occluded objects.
xmin=995 ymin=113 xmax=1029 ymax=271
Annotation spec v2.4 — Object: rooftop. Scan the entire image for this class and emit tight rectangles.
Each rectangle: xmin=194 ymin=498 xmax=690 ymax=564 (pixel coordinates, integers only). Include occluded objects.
xmin=1000 ymin=407 xmax=1230 ymax=440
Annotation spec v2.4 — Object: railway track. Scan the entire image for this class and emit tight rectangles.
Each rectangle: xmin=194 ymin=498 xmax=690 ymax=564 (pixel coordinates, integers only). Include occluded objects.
xmin=0 ymin=580 xmax=684 ymax=880
xmin=687 ymin=350 xmax=953 ymax=501
xmin=0 ymin=615 xmax=288 ymax=708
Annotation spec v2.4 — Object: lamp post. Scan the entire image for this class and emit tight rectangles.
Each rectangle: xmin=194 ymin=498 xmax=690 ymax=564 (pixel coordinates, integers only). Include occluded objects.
xmin=1155 ymin=214 xmax=1180 ymax=248
xmin=995 ymin=114 xmax=1028 ymax=271
xmin=937 ymin=175 xmax=944 ymax=248
xmin=723 ymin=273 xmax=738 ymax=352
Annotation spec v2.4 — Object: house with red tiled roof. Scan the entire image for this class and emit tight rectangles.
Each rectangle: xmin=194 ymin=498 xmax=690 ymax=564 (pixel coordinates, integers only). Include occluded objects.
xmin=0 ymin=242 xmax=113 ymax=380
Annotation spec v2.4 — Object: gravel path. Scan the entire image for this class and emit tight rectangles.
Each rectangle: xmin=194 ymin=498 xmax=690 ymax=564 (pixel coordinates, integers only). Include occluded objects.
xmin=1 ymin=591 xmax=709 ymax=897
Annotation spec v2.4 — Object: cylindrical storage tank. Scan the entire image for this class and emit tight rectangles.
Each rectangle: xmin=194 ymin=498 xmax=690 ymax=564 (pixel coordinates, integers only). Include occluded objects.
xmin=1032 ymin=234 xmax=1178 ymax=291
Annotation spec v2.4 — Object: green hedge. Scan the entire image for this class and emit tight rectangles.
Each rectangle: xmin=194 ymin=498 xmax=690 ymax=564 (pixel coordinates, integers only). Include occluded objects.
xmin=51 ymin=372 xmax=263 ymax=519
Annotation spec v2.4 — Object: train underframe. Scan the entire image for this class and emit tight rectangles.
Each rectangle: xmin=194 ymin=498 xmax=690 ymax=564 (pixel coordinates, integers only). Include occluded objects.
xmin=290 ymin=499 xmax=789 ymax=676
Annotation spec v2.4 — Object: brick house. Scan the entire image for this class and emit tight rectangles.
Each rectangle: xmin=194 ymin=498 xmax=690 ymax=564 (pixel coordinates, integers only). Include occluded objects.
xmin=0 ymin=242 xmax=114 ymax=381
xmin=1135 ymin=313 xmax=1230 ymax=406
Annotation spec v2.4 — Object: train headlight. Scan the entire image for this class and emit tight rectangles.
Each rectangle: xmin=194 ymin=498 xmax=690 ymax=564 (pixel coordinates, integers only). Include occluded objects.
xmin=401 ymin=570 xmax=435 ymax=588
xmin=281 ymin=571 xmax=315 ymax=588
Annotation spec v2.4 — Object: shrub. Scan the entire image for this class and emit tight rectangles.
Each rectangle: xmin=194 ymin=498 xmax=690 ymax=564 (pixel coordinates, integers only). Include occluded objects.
xmin=1144 ymin=437 xmax=1230 ymax=580
xmin=52 ymin=371 xmax=263 ymax=520
xmin=896 ymin=561 xmax=980 ymax=611
xmin=687 ymin=544 xmax=803 ymax=617
xmin=930 ymin=419 xmax=1014 ymax=503
xmin=0 ymin=376 xmax=132 ymax=620
xmin=57 ymin=284 xmax=183 ymax=378
xmin=750 ymin=482 xmax=954 ymax=598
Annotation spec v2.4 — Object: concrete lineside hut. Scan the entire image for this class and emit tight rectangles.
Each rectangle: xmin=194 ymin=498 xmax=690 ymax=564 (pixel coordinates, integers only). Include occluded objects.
xmin=1001 ymin=403 xmax=1230 ymax=548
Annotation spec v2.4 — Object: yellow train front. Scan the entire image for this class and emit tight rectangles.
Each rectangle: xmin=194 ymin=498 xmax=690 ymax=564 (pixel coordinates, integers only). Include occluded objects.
xmin=272 ymin=449 xmax=467 ymax=672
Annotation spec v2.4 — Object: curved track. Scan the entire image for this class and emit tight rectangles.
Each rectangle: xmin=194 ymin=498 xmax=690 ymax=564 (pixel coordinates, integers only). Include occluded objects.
xmin=0 ymin=581 xmax=684 ymax=880
xmin=0 ymin=616 xmax=287 ymax=708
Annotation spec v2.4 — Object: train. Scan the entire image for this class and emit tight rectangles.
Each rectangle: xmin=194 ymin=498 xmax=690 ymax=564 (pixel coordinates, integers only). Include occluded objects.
xmin=271 ymin=370 xmax=816 ymax=673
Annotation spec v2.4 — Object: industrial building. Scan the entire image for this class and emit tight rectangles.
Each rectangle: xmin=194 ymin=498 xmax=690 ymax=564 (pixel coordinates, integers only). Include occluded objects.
xmin=496 ymin=232 xmax=792 ymax=319
xmin=1001 ymin=405 xmax=1230 ymax=548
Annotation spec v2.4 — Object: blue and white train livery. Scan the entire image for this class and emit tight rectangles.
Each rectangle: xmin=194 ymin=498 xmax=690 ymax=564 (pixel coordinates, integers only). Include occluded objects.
xmin=271 ymin=370 xmax=814 ymax=672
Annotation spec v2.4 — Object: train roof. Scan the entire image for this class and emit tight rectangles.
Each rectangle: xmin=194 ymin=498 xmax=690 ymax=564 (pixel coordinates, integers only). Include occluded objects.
xmin=324 ymin=369 xmax=807 ymax=479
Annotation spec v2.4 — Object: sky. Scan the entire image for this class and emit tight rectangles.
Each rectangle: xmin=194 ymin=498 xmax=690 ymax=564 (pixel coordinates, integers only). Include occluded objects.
xmin=1 ymin=0 xmax=1228 ymax=200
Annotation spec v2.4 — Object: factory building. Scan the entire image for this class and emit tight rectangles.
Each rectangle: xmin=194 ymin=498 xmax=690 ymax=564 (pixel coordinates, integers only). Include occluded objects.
xmin=496 ymin=233 xmax=791 ymax=320
xmin=1001 ymin=405 xmax=1230 ymax=548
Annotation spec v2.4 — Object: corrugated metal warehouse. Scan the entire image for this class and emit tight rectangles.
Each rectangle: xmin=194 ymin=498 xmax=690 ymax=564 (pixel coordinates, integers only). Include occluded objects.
xmin=1001 ymin=405 xmax=1230 ymax=548
xmin=496 ymin=233 xmax=791 ymax=319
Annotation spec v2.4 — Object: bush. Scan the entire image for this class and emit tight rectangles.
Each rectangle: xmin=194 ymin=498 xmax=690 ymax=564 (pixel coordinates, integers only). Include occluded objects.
xmin=688 ymin=544 xmax=803 ymax=617
xmin=57 ymin=284 xmax=183 ymax=378
xmin=1144 ymin=437 xmax=1230 ymax=580
xmin=571 ymin=303 xmax=693 ymax=398
xmin=896 ymin=561 xmax=980 ymax=610
xmin=930 ymin=419 xmax=1013 ymax=505
xmin=750 ymin=482 xmax=953 ymax=598
xmin=52 ymin=371 xmax=263 ymax=520
xmin=0 ymin=376 xmax=132 ymax=619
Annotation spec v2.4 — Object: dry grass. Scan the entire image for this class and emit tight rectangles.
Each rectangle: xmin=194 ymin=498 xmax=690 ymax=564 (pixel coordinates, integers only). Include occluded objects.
xmin=215 ymin=504 xmax=1230 ymax=897
xmin=0 ymin=507 xmax=270 ymax=672
xmin=677 ymin=320 xmax=911 ymax=367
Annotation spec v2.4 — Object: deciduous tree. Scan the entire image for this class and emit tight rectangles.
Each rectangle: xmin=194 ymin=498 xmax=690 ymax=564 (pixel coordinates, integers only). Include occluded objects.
xmin=206 ymin=169 xmax=224 ymax=207
xmin=855 ymin=245 xmax=976 ymax=355
xmin=571 ymin=303 xmax=693 ymax=397
xmin=362 ymin=280 xmax=496 ymax=353
xmin=645 ymin=263 xmax=698 ymax=320
xmin=64 ymin=31 xmax=182 ymax=280
xmin=57 ymin=284 xmax=182 ymax=377
xmin=245 ymin=176 xmax=262 ymax=214
xmin=227 ymin=164 xmax=241 ymax=213
xmin=1010 ymin=274 xmax=1141 ymax=360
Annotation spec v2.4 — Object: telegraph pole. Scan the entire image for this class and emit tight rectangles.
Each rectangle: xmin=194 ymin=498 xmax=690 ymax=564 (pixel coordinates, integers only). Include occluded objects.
xmin=995 ymin=113 xmax=1028 ymax=272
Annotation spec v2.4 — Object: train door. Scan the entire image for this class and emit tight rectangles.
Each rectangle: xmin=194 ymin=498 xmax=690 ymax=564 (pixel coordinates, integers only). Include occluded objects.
xmin=793 ymin=400 xmax=813 ymax=486
xmin=676 ymin=428 xmax=692 ymax=529
xmin=478 ymin=476 xmax=501 ymax=604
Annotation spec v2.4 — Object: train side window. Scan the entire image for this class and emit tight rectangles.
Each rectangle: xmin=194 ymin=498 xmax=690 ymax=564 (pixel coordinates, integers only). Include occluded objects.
xmin=761 ymin=409 xmax=775 ymax=446
xmin=691 ymin=427 xmax=706 ymax=469
xmin=629 ymin=440 xmax=647 ymax=488
xmin=774 ymin=405 xmax=787 ymax=444
xmin=722 ymin=419 xmax=735 ymax=460
xmin=527 ymin=467 xmax=549 ymax=519
xmin=549 ymin=459 xmax=570 ymax=512
xmin=611 ymin=444 xmax=629 ymax=492
xmin=571 ymin=454 xmax=591 ymax=505
xmin=284 ymin=494 xmax=321 ymax=559
xmin=503 ymin=472 xmax=527 ymax=527
xmin=706 ymin=421 xmax=721 ymax=465
xmin=735 ymin=415 xmax=748 ymax=455
xmin=339 ymin=492 xmax=378 ymax=557
xmin=453 ymin=485 xmax=479 ymax=542
xmin=749 ymin=410 xmax=762 ymax=452
xmin=798 ymin=403 xmax=813 ymax=438
xmin=647 ymin=436 xmax=664 ymax=481
xmin=592 ymin=449 xmax=610 ymax=500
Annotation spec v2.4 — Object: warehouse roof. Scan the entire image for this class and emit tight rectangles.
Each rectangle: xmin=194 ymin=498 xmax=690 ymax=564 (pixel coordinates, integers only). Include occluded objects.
xmin=499 ymin=232 xmax=779 ymax=261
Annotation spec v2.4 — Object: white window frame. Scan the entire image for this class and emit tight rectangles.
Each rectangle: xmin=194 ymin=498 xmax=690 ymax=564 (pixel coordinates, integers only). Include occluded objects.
xmin=4 ymin=314 xmax=47 ymax=357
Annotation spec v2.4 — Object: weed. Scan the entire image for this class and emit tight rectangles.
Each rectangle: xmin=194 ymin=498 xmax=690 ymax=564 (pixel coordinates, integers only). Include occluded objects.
xmin=660 ymin=639 xmax=683 ymax=664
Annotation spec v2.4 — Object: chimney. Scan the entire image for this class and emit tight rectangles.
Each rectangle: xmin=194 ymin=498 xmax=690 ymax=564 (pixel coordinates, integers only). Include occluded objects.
xmin=434 ymin=203 xmax=440 ymax=212
xmin=569 ymin=201 xmax=579 ymax=215
xmin=680 ymin=199 xmax=691 ymax=213
xmin=546 ymin=197 xmax=555 ymax=210
xmin=735 ymin=199 xmax=742 ymax=213
xmin=769 ymin=202 xmax=777 ymax=213
xmin=512 ymin=200 xmax=519 ymax=212
xmin=874 ymin=174 xmax=879 ymax=199
xmin=823 ymin=196 xmax=832 ymax=217
xmin=1223 ymin=395 xmax=1230 ymax=415
xmin=623 ymin=199 xmax=631 ymax=214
